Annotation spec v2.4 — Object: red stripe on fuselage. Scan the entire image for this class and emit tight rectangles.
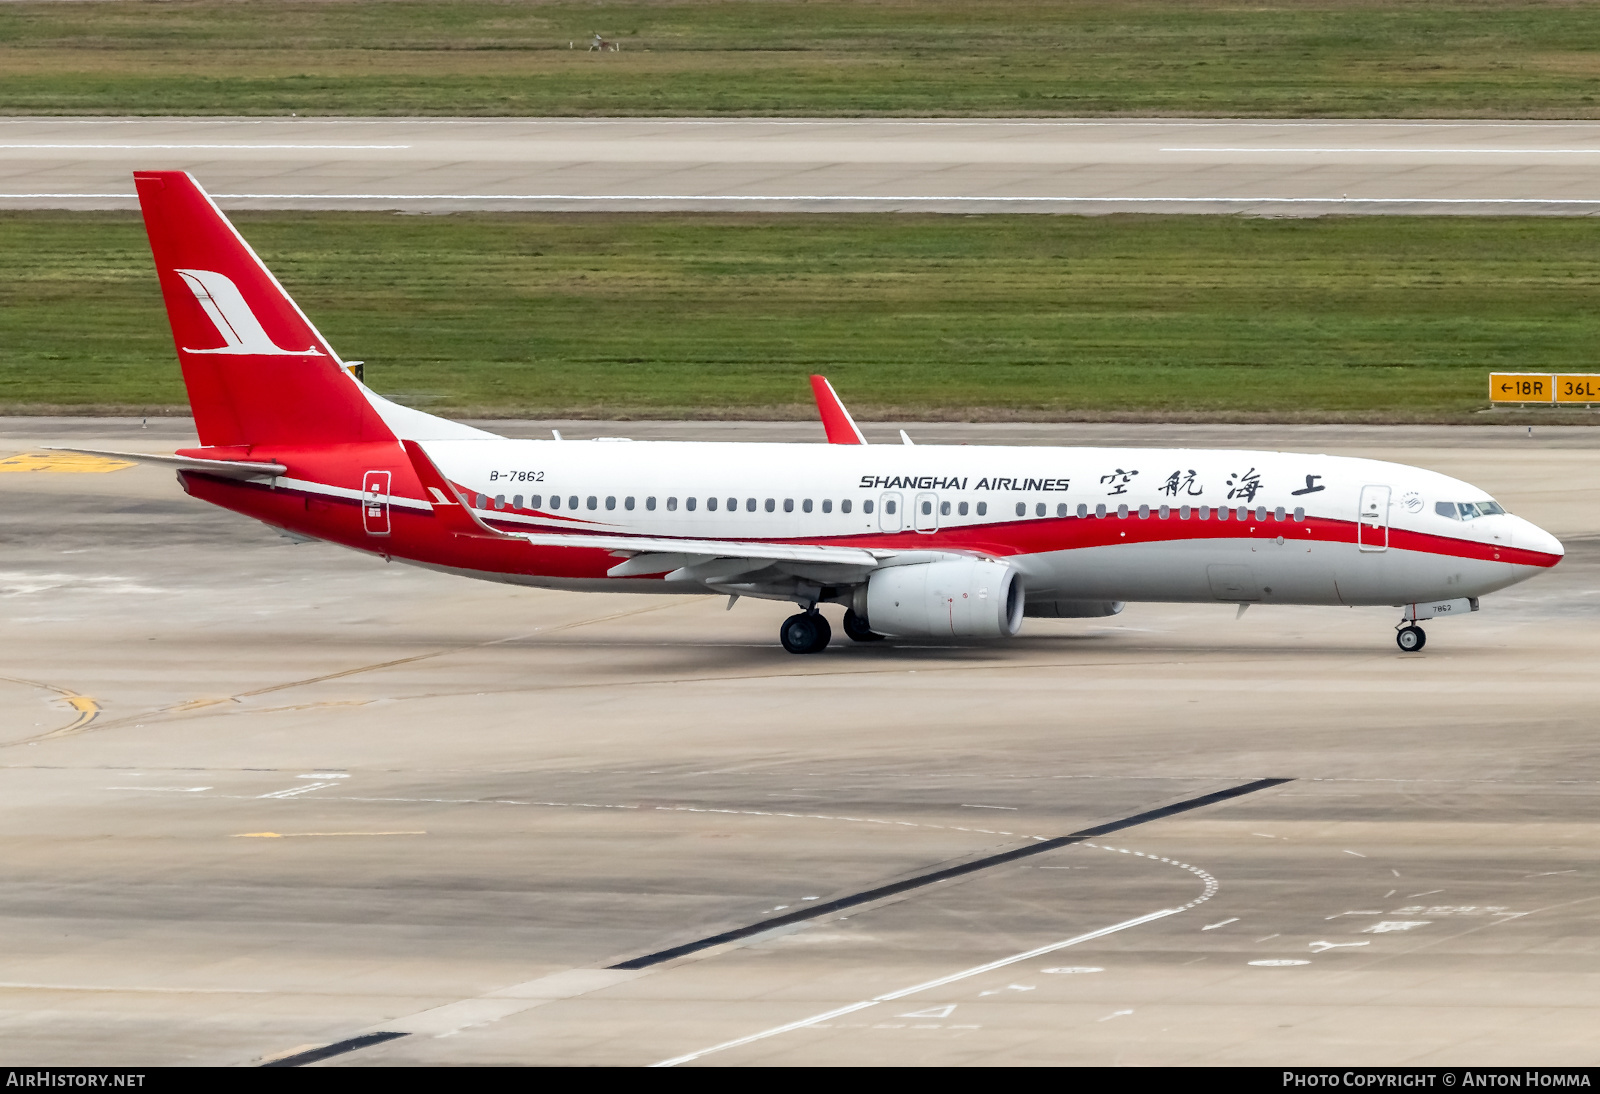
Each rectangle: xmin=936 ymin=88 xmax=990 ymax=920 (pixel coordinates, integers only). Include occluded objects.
xmin=183 ymin=470 xmax=1560 ymax=581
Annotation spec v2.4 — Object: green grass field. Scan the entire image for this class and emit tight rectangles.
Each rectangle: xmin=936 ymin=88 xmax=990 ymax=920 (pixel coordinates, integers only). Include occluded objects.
xmin=4 ymin=211 xmax=1597 ymax=421
xmin=2 ymin=0 xmax=1599 ymax=117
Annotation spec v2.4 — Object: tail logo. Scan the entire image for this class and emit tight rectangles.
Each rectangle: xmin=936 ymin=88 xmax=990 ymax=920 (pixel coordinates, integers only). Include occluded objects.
xmin=174 ymin=268 xmax=323 ymax=356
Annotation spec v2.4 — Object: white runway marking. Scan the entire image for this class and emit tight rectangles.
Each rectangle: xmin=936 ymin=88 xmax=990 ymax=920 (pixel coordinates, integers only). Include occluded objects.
xmin=1308 ymin=940 xmax=1370 ymax=953
xmin=651 ymin=907 xmax=1180 ymax=1067
xmin=653 ymin=840 xmax=1217 ymax=1067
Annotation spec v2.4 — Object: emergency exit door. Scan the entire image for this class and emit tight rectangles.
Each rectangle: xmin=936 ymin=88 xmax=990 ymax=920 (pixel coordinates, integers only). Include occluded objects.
xmin=878 ymin=492 xmax=903 ymax=532
xmin=913 ymin=492 xmax=939 ymax=533
xmin=1357 ymin=484 xmax=1389 ymax=552
xmin=362 ymin=470 xmax=391 ymax=536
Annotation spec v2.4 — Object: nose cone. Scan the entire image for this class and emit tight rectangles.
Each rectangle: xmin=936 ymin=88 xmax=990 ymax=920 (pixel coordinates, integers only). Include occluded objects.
xmin=1513 ymin=516 xmax=1564 ymax=563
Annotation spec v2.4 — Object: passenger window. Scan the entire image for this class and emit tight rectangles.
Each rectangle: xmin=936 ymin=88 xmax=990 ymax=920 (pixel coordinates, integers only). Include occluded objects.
xmin=1138 ymin=504 xmax=1149 ymax=519
xmin=1057 ymin=503 xmax=1067 ymax=518
xmin=941 ymin=500 xmax=951 ymax=516
xmin=1198 ymin=506 xmax=1209 ymax=520
xmin=513 ymin=494 xmax=523 ymax=509
xmin=1095 ymin=503 xmax=1106 ymax=518
xmin=625 ymin=496 xmax=634 ymax=510
xmin=667 ymin=497 xmax=678 ymax=512
xmin=765 ymin=498 xmax=776 ymax=513
xmin=1293 ymin=506 xmax=1305 ymax=522
xmin=1216 ymin=507 xmax=1227 ymax=521
xmin=746 ymin=498 xmax=757 ymax=512
xmin=958 ymin=501 xmax=969 ymax=516
xmin=1015 ymin=502 xmax=1026 ymax=517
xmin=646 ymin=496 xmax=656 ymax=511
xmin=549 ymin=495 xmax=560 ymax=510
xmin=803 ymin=499 xmax=813 ymax=513
xmin=495 ymin=495 xmax=505 ymax=509
xmin=1237 ymin=506 xmax=1248 ymax=521
xmin=823 ymin=499 xmax=833 ymax=513
xmin=1158 ymin=504 xmax=1169 ymax=519
xmin=885 ymin=499 xmax=896 ymax=515
xmin=707 ymin=496 xmax=718 ymax=511
xmin=976 ymin=501 xmax=987 ymax=516
xmin=606 ymin=496 xmax=616 ymax=511
xmin=1254 ymin=505 xmax=1266 ymax=522
xmin=1179 ymin=505 xmax=1190 ymax=520
xmin=1435 ymin=501 xmax=1458 ymax=519
xmin=784 ymin=499 xmax=794 ymax=513
xmin=1077 ymin=503 xmax=1088 ymax=518
xmin=474 ymin=494 xmax=486 ymax=509
xmin=568 ymin=495 xmax=578 ymax=509
xmin=1117 ymin=504 xmax=1129 ymax=518
xmin=864 ymin=500 xmax=874 ymax=514
xmin=686 ymin=497 xmax=696 ymax=511
xmin=586 ymin=496 xmax=597 ymax=510
xmin=531 ymin=495 xmax=543 ymax=509
xmin=1274 ymin=506 xmax=1284 ymax=521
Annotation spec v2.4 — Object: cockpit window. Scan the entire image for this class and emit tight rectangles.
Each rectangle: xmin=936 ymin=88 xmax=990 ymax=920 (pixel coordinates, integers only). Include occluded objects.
xmin=1437 ymin=499 xmax=1506 ymax=521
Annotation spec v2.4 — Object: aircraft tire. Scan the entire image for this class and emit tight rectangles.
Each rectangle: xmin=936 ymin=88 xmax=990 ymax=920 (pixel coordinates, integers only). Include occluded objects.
xmin=842 ymin=607 xmax=883 ymax=642
xmin=781 ymin=611 xmax=830 ymax=654
xmin=1396 ymin=625 xmax=1426 ymax=653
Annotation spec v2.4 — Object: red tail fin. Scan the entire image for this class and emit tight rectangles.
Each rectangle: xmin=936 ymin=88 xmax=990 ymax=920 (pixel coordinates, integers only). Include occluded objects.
xmin=134 ymin=171 xmax=393 ymax=448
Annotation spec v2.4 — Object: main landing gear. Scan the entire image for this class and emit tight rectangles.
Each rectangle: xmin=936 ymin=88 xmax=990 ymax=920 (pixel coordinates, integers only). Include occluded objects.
xmin=1396 ymin=624 xmax=1427 ymax=653
xmin=780 ymin=610 xmax=832 ymax=654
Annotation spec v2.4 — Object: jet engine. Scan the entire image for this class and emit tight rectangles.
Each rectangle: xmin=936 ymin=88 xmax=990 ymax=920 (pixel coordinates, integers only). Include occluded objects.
xmin=857 ymin=558 xmax=1024 ymax=639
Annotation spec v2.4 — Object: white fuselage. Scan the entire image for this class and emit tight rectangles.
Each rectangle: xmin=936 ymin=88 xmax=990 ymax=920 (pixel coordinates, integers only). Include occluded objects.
xmin=410 ymin=439 xmax=1562 ymax=607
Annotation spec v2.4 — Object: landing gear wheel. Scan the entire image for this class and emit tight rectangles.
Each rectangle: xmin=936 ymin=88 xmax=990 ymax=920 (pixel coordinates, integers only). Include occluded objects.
xmin=842 ymin=607 xmax=883 ymax=642
xmin=1396 ymin=625 xmax=1426 ymax=653
xmin=780 ymin=611 xmax=832 ymax=654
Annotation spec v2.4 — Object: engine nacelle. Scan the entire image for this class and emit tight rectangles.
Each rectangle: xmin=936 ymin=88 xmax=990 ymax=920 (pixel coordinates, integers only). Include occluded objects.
xmin=860 ymin=559 xmax=1024 ymax=639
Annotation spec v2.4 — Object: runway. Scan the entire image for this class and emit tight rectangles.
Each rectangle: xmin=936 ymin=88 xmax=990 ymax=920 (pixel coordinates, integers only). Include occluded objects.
xmin=1 ymin=417 xmax=1596 ymax=1066
xmin=6 ymin=117 xmax=1600 ymax=214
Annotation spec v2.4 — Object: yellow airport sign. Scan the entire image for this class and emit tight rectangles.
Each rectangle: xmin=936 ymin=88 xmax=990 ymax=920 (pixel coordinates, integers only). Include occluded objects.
xmin=1556 ymin=375 xmax=1600 ymax=404
xmin=1489 ymin=373 xmax=1553 ymax=403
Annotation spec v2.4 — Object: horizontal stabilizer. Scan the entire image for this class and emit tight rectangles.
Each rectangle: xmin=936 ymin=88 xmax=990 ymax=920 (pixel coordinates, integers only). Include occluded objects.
xmin=42 ymin=447 xmax=286 ymax=480
xmin=401 ymin=440 xmax=522 ymax=540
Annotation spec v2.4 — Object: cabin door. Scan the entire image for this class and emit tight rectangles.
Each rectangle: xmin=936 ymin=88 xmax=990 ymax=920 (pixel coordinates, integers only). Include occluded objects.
xmin=1357 ymin=485 xmax=1389 ymax=552
xmin=362 ymin=470 xmax=391 ymax=536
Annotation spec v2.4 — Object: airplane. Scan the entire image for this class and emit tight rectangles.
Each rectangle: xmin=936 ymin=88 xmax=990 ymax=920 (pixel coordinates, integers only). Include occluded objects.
xmin=57 ymin=171 xmax=1564 ymax=655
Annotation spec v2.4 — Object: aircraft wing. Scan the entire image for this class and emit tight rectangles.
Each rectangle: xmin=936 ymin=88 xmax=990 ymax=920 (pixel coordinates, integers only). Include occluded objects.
xmin=42 ymin=447 xmax=287 ymax=480
xmin=509 ymin=532 xmax=881 ymax=575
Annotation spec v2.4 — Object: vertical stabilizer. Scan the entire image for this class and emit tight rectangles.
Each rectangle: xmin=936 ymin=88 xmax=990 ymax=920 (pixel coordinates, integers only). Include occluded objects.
xmin=134 ymin=171 xmax=394 ymax=448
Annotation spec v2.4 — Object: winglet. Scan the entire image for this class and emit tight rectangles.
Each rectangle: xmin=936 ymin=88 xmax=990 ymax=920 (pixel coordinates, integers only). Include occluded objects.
xmin=401 ymin=439 xmax=522 ymax=540
xmin=809 ymin=375 xmax=867 ymax=445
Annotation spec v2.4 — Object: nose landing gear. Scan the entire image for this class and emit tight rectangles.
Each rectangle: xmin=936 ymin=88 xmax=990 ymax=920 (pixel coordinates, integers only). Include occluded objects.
xmin=1396 ymin=624 xmax=1426 ymax=653
xmin=780 ymin=610 xmax=832 ymax=654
